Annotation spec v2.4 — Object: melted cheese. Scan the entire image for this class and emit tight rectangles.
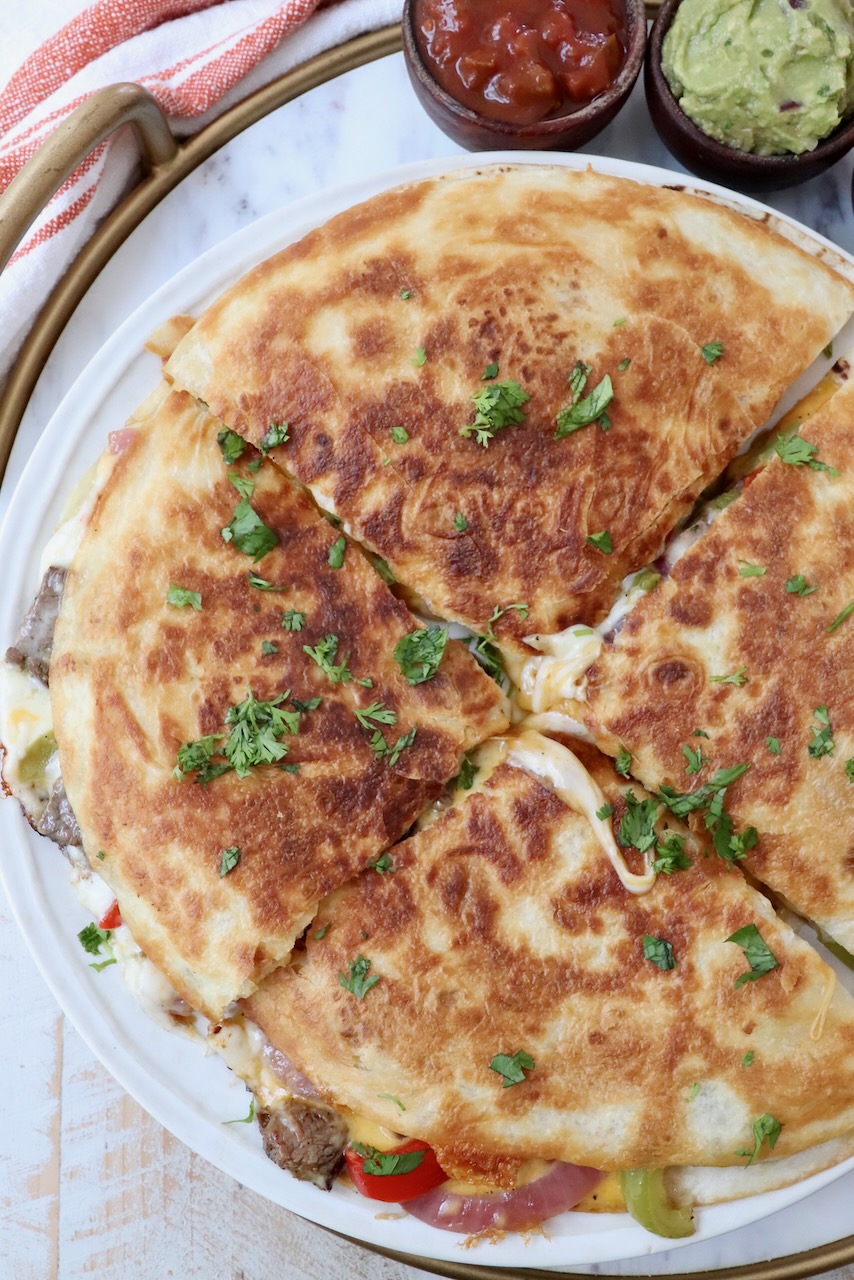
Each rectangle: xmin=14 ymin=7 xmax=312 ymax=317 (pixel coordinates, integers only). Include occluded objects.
xmin=416 ymin=737 xmax=510 ymax=831
xmin=0 ymin=664 xmax=59 ymax=810
xmin=508 ymin=730 xmax=656 ymax=895
xmin=509 ymin=627 xmax=604 ymax=714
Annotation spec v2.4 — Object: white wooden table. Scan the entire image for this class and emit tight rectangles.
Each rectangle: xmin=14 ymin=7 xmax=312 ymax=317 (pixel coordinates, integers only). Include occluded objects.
xmin=2 ymin=45 xmax=854 ymax=1280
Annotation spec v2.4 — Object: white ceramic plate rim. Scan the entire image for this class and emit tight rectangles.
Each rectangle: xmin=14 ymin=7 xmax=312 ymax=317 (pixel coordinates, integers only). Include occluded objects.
xmin=2 ymin=150 xmax=853 ymax=1272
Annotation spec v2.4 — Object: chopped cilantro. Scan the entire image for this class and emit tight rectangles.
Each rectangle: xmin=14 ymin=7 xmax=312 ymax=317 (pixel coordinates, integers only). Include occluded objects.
xmin=394 ymin=626 xmax=448 ymax=685
xmin=846 ymin=758 xmax=854 ymax=783
xmin=694 ymin=729 xmax=710 ymax=739
xmin=775 ymin=434 xmax=838 ymax=475
xmin=221 ymin=498 xmax=278 ymax=562
xmin=78 ymin=923 xmax=112 ymax=956
xmin=259 ymin=422 xmax=289 ymax=454
xmin=261 ymin=640 xmax=278 ymax=656
xmin=613 ymin=317 xmax=627 ymax=327
xmin=291 ymin=695 xmax=321 ymax=713
xmin=555 ymin=372 xmax=613 ymax=439
xmin=615 ymin=747 xmax=632 ymax=778
xmin=217 ymin=427 xmax=246 ymax=464
xmin=738 ymin=562 xmax=766 ymax=578
xmin=689 ymin=1083 xmax=701 ymax=1100
xmin=737 ymin=1114 xmax=782 ymax=1166
xmin=229 ymin=471 xmax=255 ymax=500
xmin=682 ymin=744 xmax=705 ymax=775
xmin=596 ymin=803 xmax=614 ymax=821
xmin=281 ymin=609 xmax=306 ymax=631
xmin=618 ymin=790 xmax=659 ymax=853
xmin=485 ymin=602 xmax=529 ymax=641
xmin=726 ymin=923 xmax=779 ymax=988
xmin=377 ymin=1093 xmax=406 ymax=1111
xmin=742 ymin=1051 xmax=755 ymax=1067
xmin=454 ymin=511 xmax=468 ymax=532
xmin=700 ymin=341 xmax=724 ymax=365
xmin=370 ymin=725 xmax=418 ymax=767
xmin=586 ymin=530 xmax=612 ymax=555
xmin=461 ymin=380 xmax=530 ymax=447
xmin=411 ymin=347 xmax=427 ymax=367
xmin=399 ymin=288 xmax=411 ymax=300
xmin=327 ymin=536 xmax=346 ymax=569
xmin=482 ymin=362 xmax=499 ymax=380
xmin=354 ymin=701 xmax=398 ymax=730
xmin=248 ymin=572 xmax=282 ymax=591
xmin=223 ymin=1098 xmax=255 ymax=1125
xmin=766 ymin=736 xmax=781 ymax=755
xmin=785 ymin=574 xmax=817 ymax=596
xmin=823 ymin=341 xmax=834 ymax=360
xmin=390 ymin=426 xmax=409 ymax=444
xmin=370 ymin=554 xmax=395 ymax=585
xmin=453 ymin=753 xmax=477 ymax=791
xmin=617 ymin=357 xmax=631 ymax=372
xmin=711 ymin=667 xmax=748 ymax=686
xmin=167 ymin=585 xmax=202 ymax=610
xmin=827 ymin=601 xmax=854 ymax=633
xmin=808 ymin=705 xmax=834 ymax=758
xmin=351 ymin=1143 xmax=423 ymax=1176
xmin=339 ymin=955 xmax=380 ymax=999
xmin=658 ymin=764 xmax=753 ymax=865
xmin=489 ymin=1050 xmax=535 ymax=1088
xmin=247 ymin=458 xmax=262 ymax=474
xmin=643 ymin=935 xmax=676 ymax=970
xmin=96 ymin=850 xmax=106 ymax=861
xmin=174 ymin=735 xmax=228 ymax=785
xmin=652 ymin=832 xmax=692 ymax=875
xmin=224 ymin=690 xmax=299 ymax=777
xmin=369 ymin=854 xmax=395 ymax=874
xmin=219 ymin=846 xmax=240 ymax=877
xmin=303 ymin=633 xmax=356 ymax=683
xmin=314 ymin=923 xmax=330 ymax=940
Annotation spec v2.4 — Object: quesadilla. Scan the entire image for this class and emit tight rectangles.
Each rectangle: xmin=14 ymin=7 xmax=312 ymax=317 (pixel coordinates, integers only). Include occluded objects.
xmin=584 ymin=375 xmax=854 ymax=951
xmin=48 ymin=384 xmax=507 ymax=1018
xmin=245 ymin=732 xmax=854 ymax=1177
xmin=165 ymin=164 xmax=854 ymax=644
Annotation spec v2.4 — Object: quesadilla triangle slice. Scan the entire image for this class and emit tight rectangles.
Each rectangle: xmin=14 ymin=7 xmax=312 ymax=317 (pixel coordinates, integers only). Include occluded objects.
xmin=245 ymin=733 xmax=854 ymax=1179
xmin=165 ymin=164 xmax=854 ymax=644
xmin=49 ymin=386 xmax=507 ymax=1019
xmin=584 ymin=373 xmax=854 ymax=953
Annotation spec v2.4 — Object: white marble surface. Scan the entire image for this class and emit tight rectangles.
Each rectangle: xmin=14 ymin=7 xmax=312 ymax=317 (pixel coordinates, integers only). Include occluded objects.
xmin=1 ymin=47 xmax=853 ymax=1280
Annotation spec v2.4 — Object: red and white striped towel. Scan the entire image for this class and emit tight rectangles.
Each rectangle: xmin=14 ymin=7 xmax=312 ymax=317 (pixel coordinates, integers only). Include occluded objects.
xmin=0 ymin=0 xmax=401 ymax=385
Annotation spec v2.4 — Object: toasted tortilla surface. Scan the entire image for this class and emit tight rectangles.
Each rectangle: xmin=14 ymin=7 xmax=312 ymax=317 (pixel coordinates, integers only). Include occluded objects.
xmin=50 ymin=386 xmax=507 ymax=1018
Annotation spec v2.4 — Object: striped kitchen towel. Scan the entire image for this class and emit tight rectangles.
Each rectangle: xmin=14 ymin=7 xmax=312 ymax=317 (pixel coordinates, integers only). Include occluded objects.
xmin=0 ymin=0 xmax=402 ymax=385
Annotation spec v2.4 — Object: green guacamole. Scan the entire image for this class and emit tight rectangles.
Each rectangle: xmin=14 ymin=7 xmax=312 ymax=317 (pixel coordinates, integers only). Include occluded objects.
xmin=662 ymin=0 xmax=854 ymax=156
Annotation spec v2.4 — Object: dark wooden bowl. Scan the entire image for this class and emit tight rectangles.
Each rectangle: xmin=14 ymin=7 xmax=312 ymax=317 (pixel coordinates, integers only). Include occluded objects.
xmin=402 ymin=0 xmax=647 ymax=152
xmin=646 ymin=0 xmax=854 ymax=192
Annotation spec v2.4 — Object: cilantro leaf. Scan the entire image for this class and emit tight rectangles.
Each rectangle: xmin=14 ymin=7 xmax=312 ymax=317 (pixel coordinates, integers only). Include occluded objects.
xmin=229 ymin=471 xmax=255 ymax=500
xmin=369 ymin=854 xmax=395 ymax=874
xmin=786 ymin=574 xmax=817 ymax=596
xmin=453 ymin=753 xmax=477 ymax=791
xmin=485 ymin=602 xmax=529 ymax=641
xmin=390 ymin=426 xmax=409 ymax=444
xmin=248 ymin=572 xmax=283 ymax=591
xmin=351 ymin=1143 xmax=424 ymax=1176
xmin=482 ymin=362 xmax=499 ymax=380
xmin=387 ymin=725 xmax=417 ymax=767
xmin=472 ymin=634 xmax=505 ymax=685
xmin=221 ymin=498 xmax=278 ymax=562
xmin=327 ymin=537 xmax=346 ymax=569
xmin=219 ymin=846 xmax=240 ymax=877
xmin=555 ymin=373 xmax=613 ymax=439
xmin=174 ymin=735 xmax=225 ymax=781
xmin=217 ymin=427 xmax=246 ymax=464
xmin=461 ymin=380 xmax=530 ymax=447
xmin=618 ymin=790 xmax=659 ymax=853
xmin=586 ymin=530 xmax=612 ymax=555
xmin=726 ymin=923 xmax=779 ymax=988
xmin=711 ymin=667 xmax=748 ymax=686
xmin=643 ymin=935 xmax=676 ymax=970
xmin=78 ymin=923 xmax=111 ymax=956
xmin=652 ymin=832 xmax=692 ymax=875
xmin=314 ymin=923 xmax=330 ymax=940
xmin=224 ymin=690 xmax=299 ymax=777
xmin=827 ymin=601 xmax=854 ymax=634
xmin=223 ymin=1098 xmax=255 ymax=1125
xmin=808 ymin=705 xmax=834 ymax=758
xmin=615 ymin=747 xmax=632 ymax=778
xmin=596 ymin=803 xmax=614 ymax=821
xmin=742 ymin=1051 xmax=755 ymax=1067
xmin=355 ymin=701 xmax=398 ymax=730
xmin=737 ymin=1114 xmax=782 ymax=1166
xmin=281 ymin=609 xmax=306 ymax=631
xmin=738 ymin=562 xmax=766 ymax=578
xmin=394 ymin=626 xmax=448 ymax=685
xmin=303 ymin=633 xmax=355 ymax=683
xmin=399 ymin=288 xmax=411 ymax=300
xmin=411 ymin=347 xmax=427 ymax=367
xmin=167 ymin=585 xmax=202 ymax=610
xmin=682 ymin=744 xmax=705 ymax=775
xmin=454 ymin=511 xmax=468 ymax=532
xmin=846 ymin=758 xmax=854 ymax=783
xmin=766 ymin=736 xmax=781 ymax=755
xmin=489 ymin=1050 xmax=535 ymax=1088
xmin=259 ymin=422 xmax=289 ymax=454
xmin=700 ymin=341 xmax=724 ymax=365
xmin=291 ymin=695 xmax=321 ymax=713
xmin=261 ymin=640 xmax=278 ymax=656
xmin=339 ymin=955 xmax=380 ymax=999
xmin=775 ymin=434 xmax=838 ymax=475
xmin=617 ymin=357 xmax=631 ymax=371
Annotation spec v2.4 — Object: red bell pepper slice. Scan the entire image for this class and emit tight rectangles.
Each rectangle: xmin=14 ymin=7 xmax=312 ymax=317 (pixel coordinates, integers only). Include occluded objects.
xmin=344 ymin=1139 xmax=447 ymax=1203
xmin=98 ymin=900 xmax=122 ymax=931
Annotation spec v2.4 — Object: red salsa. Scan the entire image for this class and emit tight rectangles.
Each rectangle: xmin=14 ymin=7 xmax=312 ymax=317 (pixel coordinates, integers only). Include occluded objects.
xmin=416 ymin=0 xmax=627 ymax=125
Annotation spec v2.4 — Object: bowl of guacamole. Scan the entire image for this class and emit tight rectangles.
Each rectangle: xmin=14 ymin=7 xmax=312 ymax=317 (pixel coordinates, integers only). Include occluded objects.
xmin=646 ymin=0 xmax=854 ymax=188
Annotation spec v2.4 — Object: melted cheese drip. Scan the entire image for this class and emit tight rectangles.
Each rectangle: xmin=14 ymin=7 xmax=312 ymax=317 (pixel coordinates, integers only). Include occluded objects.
xmin=508 ymin=730 xmax=656 ymax=895
xmin=416 ymin=737 xmax=510 ymax=831
xmin=508 ymin=627 xmax=604 ymax=714
xmin=0 ymin=664 xmax=59 ymax=809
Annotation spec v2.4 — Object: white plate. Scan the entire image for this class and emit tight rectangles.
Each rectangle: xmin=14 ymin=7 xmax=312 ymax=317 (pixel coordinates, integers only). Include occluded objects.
xmin=2 ymin=151 xmax=853 ymax=1273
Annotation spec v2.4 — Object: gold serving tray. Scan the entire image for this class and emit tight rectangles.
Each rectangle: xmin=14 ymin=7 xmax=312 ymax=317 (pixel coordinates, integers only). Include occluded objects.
xmin=0 ymin=16 xmax=851 ymax=1280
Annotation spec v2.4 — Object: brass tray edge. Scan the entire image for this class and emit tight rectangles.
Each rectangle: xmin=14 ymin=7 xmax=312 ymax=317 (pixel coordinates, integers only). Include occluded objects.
xmin=2 ymin=17 xmax=852 ymax=1280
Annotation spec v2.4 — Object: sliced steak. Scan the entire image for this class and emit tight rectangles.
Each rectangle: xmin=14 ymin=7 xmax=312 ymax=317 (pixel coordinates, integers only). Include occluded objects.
xmin=257 ymin=1098 xmax=347 ymax=1190
xmin=6 ymin=566 xmax=67 ymax=685
xmin=32 ymin=776 xmax=81 ymax=848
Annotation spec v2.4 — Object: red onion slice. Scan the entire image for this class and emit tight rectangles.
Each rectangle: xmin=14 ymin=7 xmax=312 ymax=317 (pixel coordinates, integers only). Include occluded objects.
xmin=108 ymin=427 xmax=137 ymax=454
xmin=405 ymin=1161 xmax=602 ymax=1234
xmin=262 ymin=1043 xmax=323 ymax=1101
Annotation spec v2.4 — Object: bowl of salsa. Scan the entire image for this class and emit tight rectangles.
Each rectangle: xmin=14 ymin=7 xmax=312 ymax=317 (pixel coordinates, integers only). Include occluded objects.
xmin=402 ymin=0 xmax=647 ymax=151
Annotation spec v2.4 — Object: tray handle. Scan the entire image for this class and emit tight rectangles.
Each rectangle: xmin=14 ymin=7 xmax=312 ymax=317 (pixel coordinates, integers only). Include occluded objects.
xmin=0 ymin=83 xmax=178 ymax=274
